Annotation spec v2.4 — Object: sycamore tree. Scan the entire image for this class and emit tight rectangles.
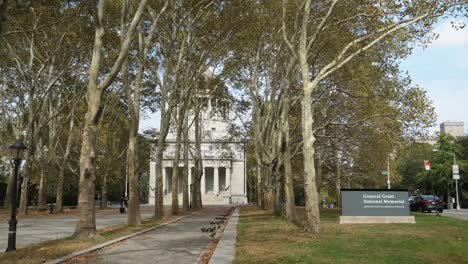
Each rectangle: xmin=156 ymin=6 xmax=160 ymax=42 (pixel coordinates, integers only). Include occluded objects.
xmin=75 ymin=0 xmax=148 ymax=238
xmin=281 ymin=0 xmax=466 ymax=233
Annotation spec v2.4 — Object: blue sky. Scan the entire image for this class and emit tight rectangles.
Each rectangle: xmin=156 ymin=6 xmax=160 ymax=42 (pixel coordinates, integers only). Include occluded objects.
xmin=400 ymin=18 xmax=468 ymax=134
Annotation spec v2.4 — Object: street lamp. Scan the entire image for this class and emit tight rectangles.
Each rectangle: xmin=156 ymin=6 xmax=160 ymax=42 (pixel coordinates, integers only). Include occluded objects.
xmin=5 ymin=138 xmax=27 ymax=252
xmin=433 ymin=149 xmax=460 ymax=210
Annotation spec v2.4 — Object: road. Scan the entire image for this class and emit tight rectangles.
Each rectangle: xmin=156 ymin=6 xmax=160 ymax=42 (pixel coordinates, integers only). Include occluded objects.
xmin=0 ymin=207 xmax=153 ymax=250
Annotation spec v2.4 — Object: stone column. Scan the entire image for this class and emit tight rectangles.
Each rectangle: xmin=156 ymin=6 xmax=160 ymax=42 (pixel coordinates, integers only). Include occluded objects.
xmin=214 ymin=166 xmax=219 ymax=194
xmin=188 ymin=167 xmax=192 ymax=195
xmin=149 ymin=162 xmax=156 ymax=203
xmin=162 ymin=167 xmax=167 ymax=195
xmin=225 ymin=167 xmax=231 ymax=194
xmin=201 ymin=167 xmax=206 ymax=194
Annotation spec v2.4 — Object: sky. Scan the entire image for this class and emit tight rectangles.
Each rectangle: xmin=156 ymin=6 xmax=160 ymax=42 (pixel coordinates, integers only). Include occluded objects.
xmin=400 ymin=18 xmax=468 ymax=135
xmin=140 ymin=17 xmax=468 ymax=135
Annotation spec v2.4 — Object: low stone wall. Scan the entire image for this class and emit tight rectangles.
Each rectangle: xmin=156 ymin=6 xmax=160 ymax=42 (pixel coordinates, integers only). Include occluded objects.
xmin=339 ymin=216 xmax=416 ymax=224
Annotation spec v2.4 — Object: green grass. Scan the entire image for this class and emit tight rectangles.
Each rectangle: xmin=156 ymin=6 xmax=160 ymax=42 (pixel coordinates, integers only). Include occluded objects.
xmin=234 ymin=207 xmax=468 ymax=264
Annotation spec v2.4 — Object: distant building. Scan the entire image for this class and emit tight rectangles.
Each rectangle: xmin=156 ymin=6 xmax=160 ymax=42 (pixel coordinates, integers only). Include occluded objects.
xmin=417 ymin=135 xmax=437 ymax=145
xmin=148 ymin=91 xmax=247 ymax=206
xmin=440 ymin=121 xmax=464 ymax=138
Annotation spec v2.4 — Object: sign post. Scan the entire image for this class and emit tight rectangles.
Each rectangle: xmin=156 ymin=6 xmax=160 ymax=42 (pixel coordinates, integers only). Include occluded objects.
xmin=424 ymin=160 xmax=431 ymax=171
xmin=340 ymin=189 xmax=415 ymax=224
xmin=453 ymin=164 xmax=461 ymax=210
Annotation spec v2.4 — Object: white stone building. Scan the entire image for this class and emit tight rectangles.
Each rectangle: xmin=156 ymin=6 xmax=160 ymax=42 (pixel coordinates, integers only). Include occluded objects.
xmin=148 ymin=95 xmax=247 ymax=205
xmin=440 ymin=121 xmax=465 ymax=138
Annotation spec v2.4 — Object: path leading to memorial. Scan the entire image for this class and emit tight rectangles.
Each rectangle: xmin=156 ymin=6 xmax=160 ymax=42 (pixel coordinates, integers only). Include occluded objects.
xmin=0 ymin=207 xmax=154 ymax=250
xmin=66 ymin=206 xmax=232 ymax=264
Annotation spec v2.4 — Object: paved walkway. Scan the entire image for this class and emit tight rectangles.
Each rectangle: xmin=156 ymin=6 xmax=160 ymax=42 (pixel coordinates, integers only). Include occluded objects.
xmin=442 ymin=209 xmax=468 ymax=220
xmin=209 ymin=207 xmax=239 ymax=264
xmin=0 ymin=208 xmax=153 ymax=249
xmin=67 ymin=207 xmax=230 ymax=264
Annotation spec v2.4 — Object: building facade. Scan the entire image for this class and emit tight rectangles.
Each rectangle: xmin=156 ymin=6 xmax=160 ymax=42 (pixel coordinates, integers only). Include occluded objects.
xmin=148 ymin=96 xmax=247 ymax=205
xmin=440 ymin=121 xmax=464 ymax=138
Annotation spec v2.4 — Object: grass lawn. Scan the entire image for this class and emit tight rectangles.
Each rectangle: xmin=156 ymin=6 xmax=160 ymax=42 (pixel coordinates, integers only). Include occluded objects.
xmin=235 ymin=207 xmax=468 ymax=264
xmin=0 ymin=209 xmax=181 ymax=264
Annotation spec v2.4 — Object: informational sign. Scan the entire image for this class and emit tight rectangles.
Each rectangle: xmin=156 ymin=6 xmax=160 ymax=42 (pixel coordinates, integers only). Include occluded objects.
xmin=453 ymin=174 xmax=460 ymax=180
xmin=453 ymin=165 xmax=459 ymax=174
xmin=341 ymin=189 xmax=410 ymax=216
xmin=381 ymin=171 xmax=389 ymax=175
xmin=424 ymin=160 xmax=431 ymax=171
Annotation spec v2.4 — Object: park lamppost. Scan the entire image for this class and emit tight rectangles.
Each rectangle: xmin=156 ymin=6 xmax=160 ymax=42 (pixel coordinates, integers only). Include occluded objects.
xmin=433 ymin=149 xmax=460 ymax=210
xmin=5 ymin=138 xmax=27 ymax=252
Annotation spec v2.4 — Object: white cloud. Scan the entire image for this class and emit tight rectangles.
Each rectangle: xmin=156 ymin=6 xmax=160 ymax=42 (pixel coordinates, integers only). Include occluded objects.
xmin=432 ymin=21 xmax=468 ymax=47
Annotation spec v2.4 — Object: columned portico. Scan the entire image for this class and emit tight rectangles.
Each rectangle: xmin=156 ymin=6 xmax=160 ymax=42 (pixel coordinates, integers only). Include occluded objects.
xmin=162 ymin=166 xmax=167 ymax=194
xmin=148 ymin=75 xmax=248 ymax=205
xmin=150 ymin=161 xmax=243 ymax=205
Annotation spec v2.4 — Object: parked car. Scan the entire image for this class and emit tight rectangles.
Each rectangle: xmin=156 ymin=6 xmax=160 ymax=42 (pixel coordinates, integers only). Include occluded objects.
xmin=409 ymin=195 xmax=445 ymax=213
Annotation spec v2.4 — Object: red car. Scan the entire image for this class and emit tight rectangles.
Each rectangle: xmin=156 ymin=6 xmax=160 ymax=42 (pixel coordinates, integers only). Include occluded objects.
xmin=409 ymin=195 xmax=445 ymax=213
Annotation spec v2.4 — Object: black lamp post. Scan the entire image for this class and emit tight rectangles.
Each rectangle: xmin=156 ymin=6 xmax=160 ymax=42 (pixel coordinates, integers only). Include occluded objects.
xmin=5 ymin=138 xmax=27 ymax=253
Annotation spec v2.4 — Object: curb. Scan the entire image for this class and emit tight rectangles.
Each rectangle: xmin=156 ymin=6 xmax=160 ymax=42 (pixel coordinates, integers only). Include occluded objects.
xmin=208 ymin=207 xmax=240 ymax=264
xmin=45 ymin=215 xmax=190 ymax=264
xmin=195 ymin=207 xmax=236 ymax=264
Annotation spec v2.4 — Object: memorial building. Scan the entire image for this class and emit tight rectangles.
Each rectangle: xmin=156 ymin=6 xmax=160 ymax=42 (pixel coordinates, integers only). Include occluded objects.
xmin=148 ymin=90 xmax=247 ymax=205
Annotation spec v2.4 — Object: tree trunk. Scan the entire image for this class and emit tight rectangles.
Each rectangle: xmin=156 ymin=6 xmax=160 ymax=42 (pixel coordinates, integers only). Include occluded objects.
xmin=3 ymin=165 xmax=13 ymax=209
xmin=100 ymin=171 xmax=108 ymax=209
xmin=273 ymin=159 xmax=283 ymax=216
xmin=171 ymin=111 xmax=185 ymax=214
xmin=56 ymin=165 xmax=66 ymax=212
xmin=0 ymin=0 xmax=7 ymax=35
xmin=267 ymin=166 xmax=275 ymax=211
xmin=193 ymin=103 xmax=203 ymax=209
xmin=283 ymin=144 xmax=297 ymax=221
xmin=37 ymin=166 xmax=48 ymax=211
xmin=56 ymin=102 xmax=75 ymax=213
xmin=182 ymin=114 xmax=189 ymax=211
xmin=256 ymin=164 xmax=262 ymax=208
xmin=74 ymin=87 xmax=102 ymax=238
xmin=447 ymin=190 xmax=453 ymax=210
xmin=282 ymin=129 xmax=297 ymax=222
xmin=127 ymin=128 xmax=141 ymax=225
xmin=301 ymin=86 xmax=320 ymax=233
xmin=154 ymin=140 xmax=165 ymax=218
xmin=19 ymin=126 xmax=35 ymax=215
xmin=122 ymin=53 xmax=141 ymax=225
xmin=74 ymin=0 xmax=147 ymax=237
xmin=18 ymin=155 xmax=33 ymax=215
xmin=335 ymin=149 xmax=342 ymax=207
xmin=279 ymin=84 xmax=297 ymax=221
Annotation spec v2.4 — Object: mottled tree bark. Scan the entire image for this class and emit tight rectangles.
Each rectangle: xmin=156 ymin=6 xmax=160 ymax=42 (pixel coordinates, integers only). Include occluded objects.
xmin=182 ymin=113 xmax=190 ymax=211
xmin=335 ymin=149 xmax=342 ymax=207
xmin=3 ymin=165 xmax=13 ymax=209
xmin=281 ymin=95 xmax=297 ymax=222
xmin=56 ymin=106 xmax=75 ymax=213
xmin=74 ymin=0 xmax=148 ymax=238
xmin=36 ymin=166 xmax=48 ymax=211
xmin=300 ymin=87 xmax=321 ymax=233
